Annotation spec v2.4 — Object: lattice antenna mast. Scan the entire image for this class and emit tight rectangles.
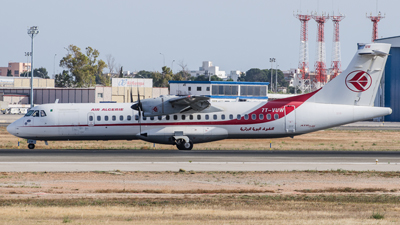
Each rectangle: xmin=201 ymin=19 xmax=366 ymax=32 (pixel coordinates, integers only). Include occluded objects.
xmin=366 ymin=12 xmax=385 ymax=42
xmin=312 ymin=11 xmax=329 ymax=89
xmin=294 ymin=11 xmax=312 ymax=80
xmin=330 ymin=13 xmax=345 ymax=80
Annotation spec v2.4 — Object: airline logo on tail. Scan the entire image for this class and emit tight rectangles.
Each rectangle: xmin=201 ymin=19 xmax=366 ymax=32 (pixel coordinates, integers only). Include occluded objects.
xmin=345 ymin=70 xmax=372 ymax=92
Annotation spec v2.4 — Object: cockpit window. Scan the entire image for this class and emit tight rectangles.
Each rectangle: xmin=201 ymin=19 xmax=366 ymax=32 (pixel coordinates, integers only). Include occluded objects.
xmin=32 ymin=110 xmax=40 ymax=117
xmin=40 ymin=110 xmax=46 ymax=117
xmin=25 ymin=110 xmax=34 ymax=117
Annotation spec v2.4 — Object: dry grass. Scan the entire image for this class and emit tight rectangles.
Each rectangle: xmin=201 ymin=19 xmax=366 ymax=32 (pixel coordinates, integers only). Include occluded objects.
xmin=1 ymin=126 xmax=400 ymax=150
xmin=0 ymin=197 xmax=399 ymax=224
xmin=94 ymin=189 xmax=275 ymax=194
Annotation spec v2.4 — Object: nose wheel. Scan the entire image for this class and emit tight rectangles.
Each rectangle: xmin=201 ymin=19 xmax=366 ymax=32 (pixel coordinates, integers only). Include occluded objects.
xmin=28 ymin=144 xmax=35 ymax=149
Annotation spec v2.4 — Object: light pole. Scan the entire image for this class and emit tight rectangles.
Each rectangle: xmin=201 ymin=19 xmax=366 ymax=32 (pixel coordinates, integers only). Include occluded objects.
xmin=276 ymin=65 xmax=279 ymax=93
xmin=159 ymin=53 xmax=165 ymax=67
xmin=27 ymin=26 xmax=39 ymax=108
xmin=171 ymin=60 xmax=175 ymax=73
xmin=269 ymin=58 xmax=275 ymax=92
xmin=53 ymin=54 xmax=57 ymax=79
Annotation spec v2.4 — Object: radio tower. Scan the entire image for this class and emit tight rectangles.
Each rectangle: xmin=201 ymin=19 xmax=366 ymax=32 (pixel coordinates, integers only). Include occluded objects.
xmin=312 ymin=12 xmax=329 ymax=89
xmin=366 ymin=12 xmax=385 ymax=42
xmin=330 ymin=13 xmax=345 ymax=80
xmin=294 ymin=11 xmax=312 ymax=91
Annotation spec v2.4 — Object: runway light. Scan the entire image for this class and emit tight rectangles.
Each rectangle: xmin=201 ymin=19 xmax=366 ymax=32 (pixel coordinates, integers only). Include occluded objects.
xmin=376 ymin=159 xmax=378 ymax=165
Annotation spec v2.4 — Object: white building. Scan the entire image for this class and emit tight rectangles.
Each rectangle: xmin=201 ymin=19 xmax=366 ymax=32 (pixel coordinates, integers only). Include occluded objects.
xmin=169 ymin=81 xmax=269 ymax=102
xmin=190 ymin=61 xmax=227 ymax=80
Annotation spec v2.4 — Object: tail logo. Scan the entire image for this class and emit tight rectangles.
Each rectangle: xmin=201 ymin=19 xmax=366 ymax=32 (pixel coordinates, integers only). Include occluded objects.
xmin=345 ymin=70 xmax=372 ymax=92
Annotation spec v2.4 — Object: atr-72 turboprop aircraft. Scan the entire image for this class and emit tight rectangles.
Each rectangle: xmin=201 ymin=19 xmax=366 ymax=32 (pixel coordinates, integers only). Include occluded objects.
xmin=7 ymin=43 xmax=393 ymax=150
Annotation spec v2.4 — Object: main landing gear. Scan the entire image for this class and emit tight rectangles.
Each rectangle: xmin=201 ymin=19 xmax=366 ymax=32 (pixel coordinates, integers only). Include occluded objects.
xmin=28 ymin=144 xmax=35 ymax=149
xmin=176 ymin=139 xmax=193 ymax=150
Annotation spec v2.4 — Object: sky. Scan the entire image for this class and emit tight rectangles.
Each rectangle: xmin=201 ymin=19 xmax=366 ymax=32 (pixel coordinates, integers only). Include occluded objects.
xmin=1 ymin=0 xmax=399 ymax=77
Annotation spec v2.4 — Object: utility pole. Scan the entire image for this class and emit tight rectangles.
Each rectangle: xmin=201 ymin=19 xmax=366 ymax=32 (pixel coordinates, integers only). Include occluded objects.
xmin=27 ymin=26 xmax=39 ymax=108
xmin=269 ymin=58 xmax=275 ymax=92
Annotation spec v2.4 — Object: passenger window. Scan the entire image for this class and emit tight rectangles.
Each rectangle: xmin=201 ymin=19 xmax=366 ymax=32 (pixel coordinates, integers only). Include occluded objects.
xmin=120 ymin=115 xmax=124 ymax=121
xmin=150 ymin=116 xmax=154 ymax=120
xmin=174 ymin=115 xmax=178 ymax=120
xmin=32 ymin=110 xmax=39 ymax=117
xmin=112 ymin=115 xmax=116 ymax=121
xmin=97 ymin=116 xmax=101 ymax=121
xmin=182 ymin=115 xmax=186 ymax=120
xmin=221 ymin=114 xmax=225 ymax=120
xmin=274 ymin=114 xmax=279 ymax=119
xmin=40 ymin=110 xmax=46 ymax=117
xmin=205 ymin=115 xmax=209 ymax=120
xmin=135 ymin=115 xmax=139 ymax=120
xmin=166 ymin=115 xmax=170 ymax=120
xmin=189 ymin=115 xmax=194 ymax=120
xmin=158 ymin=116 xmax=162 ymax=120
xmin=244 ymin=114 xmax=249 ymax=120
xmin=251 ymin=114 xmax=256 ymax=120
xmin=213 ymin=114 xmax=217 ymax=120
xmin=237 ymin=114 xmax=241 ymax=120
xmin=197 ymin=115 xmax=201 ymax=120
xmin=267 ymin=114 xmax=271 ymax=120
xmin=89 ymin=116 xmax=93 ymax=121
xmin=105 ymin=116 xmax=109 ymax=121
xmin=259 ymin=114 xmax=264 ymax=120
xmin=127 ymin=115 xmax=132 ymax=121
xmin=229 ymin=114 xmax=233 ymax=120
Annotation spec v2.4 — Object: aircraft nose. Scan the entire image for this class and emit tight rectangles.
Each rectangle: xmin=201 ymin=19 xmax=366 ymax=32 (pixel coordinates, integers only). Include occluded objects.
xmin=7 ymin=122 xmax=16 ymax=135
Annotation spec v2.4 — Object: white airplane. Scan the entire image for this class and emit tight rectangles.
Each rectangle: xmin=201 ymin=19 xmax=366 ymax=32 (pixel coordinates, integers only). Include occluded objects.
xmin=7 ymin=43 xmax=392 ymax=150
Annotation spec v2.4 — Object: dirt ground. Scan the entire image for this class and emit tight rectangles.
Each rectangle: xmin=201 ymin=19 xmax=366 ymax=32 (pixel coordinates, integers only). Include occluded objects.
xmin=0 ymin=171 xmax=400 ymax=224
xmin=1 ymin=126 xmax=400 ymax=150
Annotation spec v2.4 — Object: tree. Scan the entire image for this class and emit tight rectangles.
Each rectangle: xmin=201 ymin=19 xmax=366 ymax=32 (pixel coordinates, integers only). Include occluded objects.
xmin=20 ymin=67 xmax=50 ymax=79
xmin=105 ymin=54 xmax=116 ymax=75
xmin=59 ymin=45 xmax=107 ymax=87
xmin=55 ymin=70 xmax=74 ymax=87
xmin=119 ymin=66 xmax=123 ymax=78
xmin=7 ymin=69 xmax=12 ymax=77
xmin=177 ymin=60 xmax=191 ymax=80
xmin=136 ymin=70 xmax=153 ymax=78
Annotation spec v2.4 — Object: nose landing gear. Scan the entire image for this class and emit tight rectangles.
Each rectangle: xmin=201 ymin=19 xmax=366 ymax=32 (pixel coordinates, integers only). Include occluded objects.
xmin=27 ymin=139 xmax=36 ymax=149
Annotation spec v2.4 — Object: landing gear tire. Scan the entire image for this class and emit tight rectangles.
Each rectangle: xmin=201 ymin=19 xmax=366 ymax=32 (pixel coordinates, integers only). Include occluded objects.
xmin=176 ymin=140 xmax=193 ymax=151
xmin=28 ymin=144 xmax=35 ymax=149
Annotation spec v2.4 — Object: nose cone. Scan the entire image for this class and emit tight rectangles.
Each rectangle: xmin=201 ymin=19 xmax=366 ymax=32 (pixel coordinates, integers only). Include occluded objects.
xmin=7 ymin=122 xmax=16 ymax=135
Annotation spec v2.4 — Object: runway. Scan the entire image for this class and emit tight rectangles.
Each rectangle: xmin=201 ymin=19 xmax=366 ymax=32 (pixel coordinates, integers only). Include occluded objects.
xmin=0 ymin=149 xmax=400 ymax=172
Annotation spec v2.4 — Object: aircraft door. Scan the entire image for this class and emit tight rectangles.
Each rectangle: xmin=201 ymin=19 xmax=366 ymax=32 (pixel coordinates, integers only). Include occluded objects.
xmin=284 ymin=105 xmax=296 ymax=133
xmin=87 ymin=112 xmax=95 ymax=126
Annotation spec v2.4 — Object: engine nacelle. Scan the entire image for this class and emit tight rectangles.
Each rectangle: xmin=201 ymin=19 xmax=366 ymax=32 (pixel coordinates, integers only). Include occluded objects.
xmin=139 ymin=95 xmax=187 ymax=117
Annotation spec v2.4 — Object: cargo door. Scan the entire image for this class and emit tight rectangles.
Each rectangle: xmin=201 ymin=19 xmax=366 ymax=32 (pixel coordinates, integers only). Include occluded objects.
xmin=285 ymin=105 xmax=296 ymax=133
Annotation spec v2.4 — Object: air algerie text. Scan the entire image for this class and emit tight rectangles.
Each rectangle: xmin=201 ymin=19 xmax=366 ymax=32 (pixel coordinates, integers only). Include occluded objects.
xmin=91 ymin=108 xmax=124 ymax=111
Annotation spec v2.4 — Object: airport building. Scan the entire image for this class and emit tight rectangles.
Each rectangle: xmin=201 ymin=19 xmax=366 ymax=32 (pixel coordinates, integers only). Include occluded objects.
xmin=0 ymin=62 xmax=31 ymax=77
xmin=0 ymin=77 xmax=168 ymax=106
xmin=169 ymin=81 xmax=269 ymax=101
xmin=374 ymin=36 xmax=400 ymax=122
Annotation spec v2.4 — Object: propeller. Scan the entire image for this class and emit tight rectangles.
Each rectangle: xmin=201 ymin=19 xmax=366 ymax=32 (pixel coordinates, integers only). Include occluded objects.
xmin=130 ymin=89 xmax=142 ymax=134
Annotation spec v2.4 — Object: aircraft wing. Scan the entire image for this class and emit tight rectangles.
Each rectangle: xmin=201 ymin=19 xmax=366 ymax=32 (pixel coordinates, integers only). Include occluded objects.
xmin=169 ymin=96 xmax=211 ymax=113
